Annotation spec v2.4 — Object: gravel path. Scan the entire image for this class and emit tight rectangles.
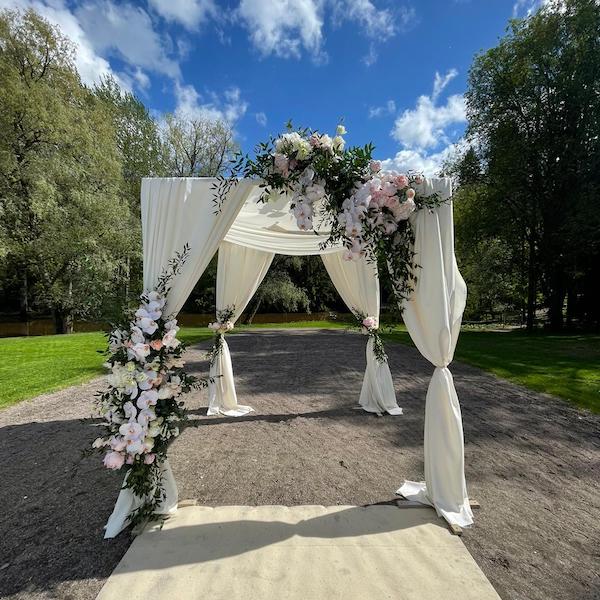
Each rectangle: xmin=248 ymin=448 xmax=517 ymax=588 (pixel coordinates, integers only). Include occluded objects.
xmin=1 ymin=329 xmax=599 ymax=600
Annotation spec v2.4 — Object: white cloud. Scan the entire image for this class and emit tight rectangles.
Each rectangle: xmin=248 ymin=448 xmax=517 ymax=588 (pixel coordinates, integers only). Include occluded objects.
xmin=236 ymin=0 xmax=415 ymax=62
xmin=432 ymin=68 xmax=458 ymax=101
xmin=391 ymin=70 xmax=465 ymax=150
xmin=512 ymin=0 xmax=550 ymax=16
xmin=174 ymin=82 xmax=248 ymax=124
xmin=75 ymin=0 xmax=180 ymax=78
xmin=255 ymin=111 xmax=267 ymax=126
xmin=383 ymin=69 xmax=466 ymax=176
xmin=332 ymin=1 xmax=416 ymax=65
xmin=369 ymin=99 xmax=396 ymax=119
xmin=381 ymin=144 xmax=461 ymax=177
xmin=332 ymin=0 xmax=395 ymax=41
xmin=148 ymin=0 xmax=216 ymax=30
xmin=237 ymin=0 xmax=325 ymax=60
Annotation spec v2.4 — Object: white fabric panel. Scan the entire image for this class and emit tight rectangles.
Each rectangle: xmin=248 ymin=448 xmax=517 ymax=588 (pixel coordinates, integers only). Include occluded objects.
xmin=142 ymin=177 xmax=257 ymax=315
xmin=104 ymin=459 xmax=177 ymax=539
xmin=321 ymin=252 xmax=401 ymax=415
xmin=224 ymin=187 xmax=342 ymax=255
xmin=207 ymin=241 xmax=275 ymax=416
xmin=396 ymin=178 xmax=473 ymax=527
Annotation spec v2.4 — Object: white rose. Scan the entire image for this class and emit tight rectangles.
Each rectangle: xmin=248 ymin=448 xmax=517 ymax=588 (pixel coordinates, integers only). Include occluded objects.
xmin=333 ymin=135 xmax=345 ymax=151
xmin=336 ymin=124 xmax=347 ymax=135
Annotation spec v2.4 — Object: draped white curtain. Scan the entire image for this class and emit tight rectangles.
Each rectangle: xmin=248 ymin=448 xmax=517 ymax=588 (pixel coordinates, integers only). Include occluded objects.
xmin=142 ymin=178 xmax=258 ymax=316
xmin=104 ymin=179 xmax=256 ymax=538
xmin=396 ymin=178 xmax=473 ymax=527
xmin=321 ymin=252 xmax=401 ymax=415
xmin=208 ymin=241 xmax=275 ymax=416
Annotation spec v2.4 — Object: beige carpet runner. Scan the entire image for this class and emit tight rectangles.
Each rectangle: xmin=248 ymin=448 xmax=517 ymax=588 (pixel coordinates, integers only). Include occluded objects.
xmin=96 ymin=504 xmax=501 ymax=600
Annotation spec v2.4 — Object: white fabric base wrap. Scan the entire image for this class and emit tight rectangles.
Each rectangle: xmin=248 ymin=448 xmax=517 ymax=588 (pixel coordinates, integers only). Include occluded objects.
xmin=104 ymin=459 xmax=178 ymax=539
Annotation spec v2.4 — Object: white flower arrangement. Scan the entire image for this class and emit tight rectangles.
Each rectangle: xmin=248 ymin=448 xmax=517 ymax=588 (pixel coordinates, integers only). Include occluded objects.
xmin=92 ymin=245 xmax=207 ymax=527
xmin=206 ymin=306 xmax=236 ymax=366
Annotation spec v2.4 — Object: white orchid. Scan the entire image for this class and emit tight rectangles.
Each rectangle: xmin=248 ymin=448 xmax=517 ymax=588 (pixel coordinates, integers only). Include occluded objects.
xmin=299 ymin=166 xmax=315 ymax=186
xmin=123 ymin=401 xmax=137 ymax=420
xmin=130 ymin=326 xmax=145 ymax=345
xmin=162 ymin=328 xmax=180 ymax=349
xmin=128 ymin=342 xmax=151 ymax=362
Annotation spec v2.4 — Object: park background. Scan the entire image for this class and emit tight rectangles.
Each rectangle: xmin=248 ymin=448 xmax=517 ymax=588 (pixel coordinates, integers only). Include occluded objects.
xmin=0 ymin=0 xmax=598 ymax=413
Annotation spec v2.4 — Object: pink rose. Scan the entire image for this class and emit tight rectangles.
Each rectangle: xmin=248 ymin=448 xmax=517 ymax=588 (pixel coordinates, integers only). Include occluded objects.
xmin=370 ymin=160 xmax=382 ymax=173
xmin=395 ymin=174 xmax=409 ymax=189
xmin=144 ymin=453 xmax=156 ymax=465
xmin=393 ymin=198 xmax=416 ymax=221
xmin=150 ymin=339 xmax=163 ymax=351
xmin=103 ymin=451 xmax=125 ymax=470
xmin=362 ymin=316 xmax=378 ymax=329
xmin=109 ymin=436 xmax=127 ymax=452
xmin=273 ymin=153 xmax=289 ymax=176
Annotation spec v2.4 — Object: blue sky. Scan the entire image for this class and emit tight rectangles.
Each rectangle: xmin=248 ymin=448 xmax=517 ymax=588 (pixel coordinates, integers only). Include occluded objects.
xmin=2 ymin=0 xmax=546 ymax=173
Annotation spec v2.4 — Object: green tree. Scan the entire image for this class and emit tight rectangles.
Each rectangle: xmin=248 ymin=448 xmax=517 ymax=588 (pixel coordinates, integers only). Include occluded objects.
xmin=242 ymin=256 xmax=310 ymax=323
xmin=162 ymin=114 xmax=238 ymax=177
xmin=465 ymin=0 xmax=600 ymax=329
xmin=94 ymin=75 xmax=166 ymax=302
xmin=0 ymin=9 xmax=131 ymax=332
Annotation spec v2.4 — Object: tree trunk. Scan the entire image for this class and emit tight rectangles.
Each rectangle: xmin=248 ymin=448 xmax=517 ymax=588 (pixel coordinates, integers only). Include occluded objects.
xmin=19 ymin=269 xmax=29 ymax=322
xmin=548 ymin=276 xmax=565 ymax=331
xmin=243 ymin=298 xmax=262 ymax=325
xmin=526 ymin=235 xmax=537 ymax=332
xmin=566 ymin=280 xmax=575 ymax=330
xmin=53 ymin=308 xmax=73 ymax=334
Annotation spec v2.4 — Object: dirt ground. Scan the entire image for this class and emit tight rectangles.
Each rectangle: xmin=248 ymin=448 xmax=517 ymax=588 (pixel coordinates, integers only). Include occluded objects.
xmin=1 ymin=329 xmax=599 ymax=600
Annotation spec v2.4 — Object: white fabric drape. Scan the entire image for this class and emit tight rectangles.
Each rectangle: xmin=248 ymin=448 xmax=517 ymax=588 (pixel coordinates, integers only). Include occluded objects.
xmin=105 ymin=175 xmax=470 ymax=537
xmin=224 ymin=188 xmax=342 ymax=255
xmin=321 ymin=252 xmax=401 ymax=415
xmin=105 ymin=179 xmax=255 ymax=538
xmin=142 ymin=178 xmax=258 ymax=315
xmin=396 ymin=178 xmax=473 ymax=527
xmin=208 ymin=241 xmax=275 ymax=416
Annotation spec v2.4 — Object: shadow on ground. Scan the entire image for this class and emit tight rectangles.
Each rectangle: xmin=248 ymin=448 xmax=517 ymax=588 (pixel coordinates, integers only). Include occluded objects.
xmin=0 ymin=330 xmax=599 ymax=600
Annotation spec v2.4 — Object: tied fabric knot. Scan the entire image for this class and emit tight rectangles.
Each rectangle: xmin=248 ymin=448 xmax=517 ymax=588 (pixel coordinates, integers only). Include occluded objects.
xmin=208 ymin=320 xmax=234 ymax=335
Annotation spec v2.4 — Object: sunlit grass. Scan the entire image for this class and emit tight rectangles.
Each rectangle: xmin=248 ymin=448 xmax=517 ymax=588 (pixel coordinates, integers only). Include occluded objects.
xmin=1 ymin=323 xmax=598 ymax=413
xmin=0 ymin=322 xmax=345 ymax=409
xmin=383 ymin=327 xmax=600 ymax=413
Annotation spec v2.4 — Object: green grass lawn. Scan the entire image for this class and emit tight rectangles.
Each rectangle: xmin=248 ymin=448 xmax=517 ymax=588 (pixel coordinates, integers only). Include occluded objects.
xmin=383 ymin=327 xmax=600 ymax=413
xmin=0 ymin=322 xmax=343 ymax=409
xmin=1 ymin=322 xmax=598 ymax=412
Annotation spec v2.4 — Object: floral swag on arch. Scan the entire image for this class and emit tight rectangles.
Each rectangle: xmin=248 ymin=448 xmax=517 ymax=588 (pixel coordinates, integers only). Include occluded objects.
xmin=93 ymin=123 xmax=451 ymax=530
xmin=215 ymin=123 xmax=448 ymax=302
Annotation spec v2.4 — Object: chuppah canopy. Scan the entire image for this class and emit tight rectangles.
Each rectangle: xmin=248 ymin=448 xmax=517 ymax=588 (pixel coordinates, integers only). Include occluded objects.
xmin=103 ymin=176 xmax=472 ymax=538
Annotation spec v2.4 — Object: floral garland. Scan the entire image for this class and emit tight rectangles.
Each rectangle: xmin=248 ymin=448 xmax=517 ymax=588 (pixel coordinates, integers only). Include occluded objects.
xmin=92 ymin=245 xmax=206 ymax=527
xmin=354 ymin=311 xmax=387 ymax=363
xmin=214 ymin=122 xmax=448 ymax=304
